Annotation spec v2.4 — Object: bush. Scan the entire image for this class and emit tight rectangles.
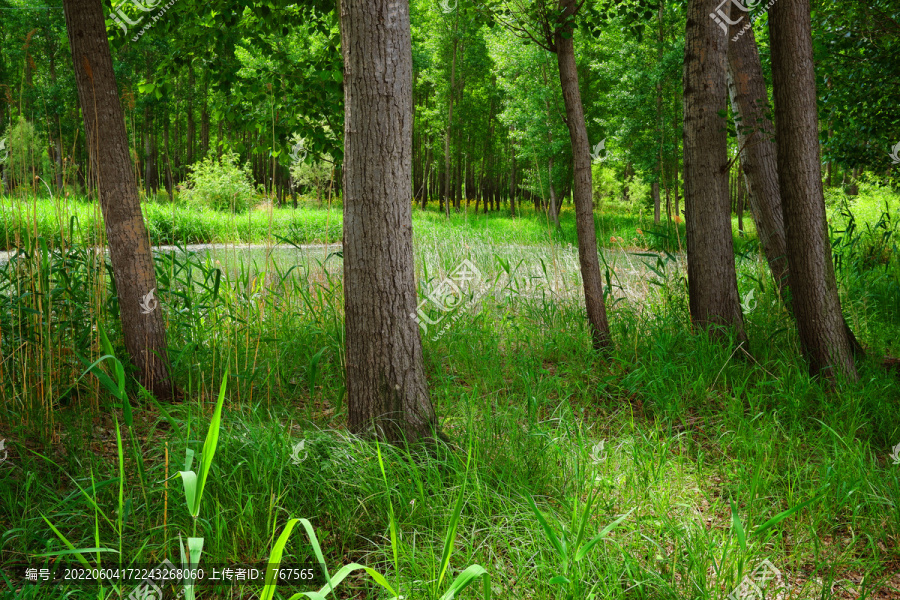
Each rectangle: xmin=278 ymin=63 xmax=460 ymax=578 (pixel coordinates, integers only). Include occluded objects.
xmin=2 ymin=116 xmax=47 ymax=193
xmin=181 ymin=152 xmax=257 ymax=213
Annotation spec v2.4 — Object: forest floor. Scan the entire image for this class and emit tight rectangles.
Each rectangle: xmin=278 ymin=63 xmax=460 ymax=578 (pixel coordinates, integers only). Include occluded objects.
xmin=0 ymin=185 xmax=899 ymax=599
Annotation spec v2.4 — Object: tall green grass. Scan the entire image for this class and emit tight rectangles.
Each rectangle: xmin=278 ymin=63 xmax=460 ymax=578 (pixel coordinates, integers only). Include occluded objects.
xmin=1 ymin=183 xmax=899 ymax=599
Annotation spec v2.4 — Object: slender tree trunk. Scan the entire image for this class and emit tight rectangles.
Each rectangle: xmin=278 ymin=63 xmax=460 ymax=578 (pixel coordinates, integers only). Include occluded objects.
xmin=164 ymin=117 xmax=174 ymax=201
xmin=654 ymin=0 xmax=664 ymax=226
xmin=186 ymin=65 xmax=195 ymax=167
xmin=47 ymin=17 xmax=65 ymax=191
xmin=547 ymin=155 xmax=559 ymax=225
xmin=554 ymin=0 xmax=612 ymax=350
xmin=770 ymin=0 xmax=857 ymax=379
xmin=736 ymin=163 xmax=744 ymax=235
xmin=443 ymin=11 xmax=459 ymax=219
xmin=63 ymin=0 xmax=176 ymax=399
xmin=683 ymin=0 xmax=745 ymax=340
xmin=726 ymin=24 xmax=790 ymax=292
xmin=509 ymin=131 xmax=517 ymax=217
xmin=342 ymin=0 xmax=441 ymax=443
xmin=200 ymin=78 xmax=210 ymax=159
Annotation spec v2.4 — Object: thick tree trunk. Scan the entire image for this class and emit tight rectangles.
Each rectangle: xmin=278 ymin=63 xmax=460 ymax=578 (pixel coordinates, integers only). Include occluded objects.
xmin=342 ymin=0 xmax=440 ymax=444
xmin=770 ymin=0 xmax=857 ymax=379
xmin=554 ymin=0 xmax=612 ymax=350
xmin=683 ymin=0 xmax=745 ymax=340
xmin=63 ymin=0 xmax=175 ymax=400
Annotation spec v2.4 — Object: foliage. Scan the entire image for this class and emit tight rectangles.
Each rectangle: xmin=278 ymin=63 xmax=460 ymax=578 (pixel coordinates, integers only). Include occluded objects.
xmin=2 ymin=117 xmax=46 ymax=190
xmin=180 ymin=152 xmax=258 ymax=213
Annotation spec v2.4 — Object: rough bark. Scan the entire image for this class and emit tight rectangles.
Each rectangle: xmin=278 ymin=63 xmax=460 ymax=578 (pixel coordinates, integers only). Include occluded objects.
xmin=342 ymin=0 xmax=441 ymax=444
xmin=769 ymin=0 xmax=857 ymax=379
xmin=726 ymin=24 xmax=790 ymax=292
xmin=554 ymin=0 xmax=612 ymax=350
xmin=683 ymin=0 xmax=745 ymax=340
xmin=63 ymin=0 xmax=175 ymax=399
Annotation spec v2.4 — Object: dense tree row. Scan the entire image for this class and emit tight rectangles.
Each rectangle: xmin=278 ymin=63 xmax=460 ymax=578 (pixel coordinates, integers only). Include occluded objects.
xmin=1 ymin=0 xmax=897 ymax=440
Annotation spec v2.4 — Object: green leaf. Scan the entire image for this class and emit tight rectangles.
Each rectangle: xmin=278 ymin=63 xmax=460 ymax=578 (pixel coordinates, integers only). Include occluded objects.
xmin=574 ymin=508 xmax=634 ymax=562
xmin=730 ymin=498 xmax=747 ymax=552
xmin=438 ymin=445 xmax=471 ymax=588
xmin=527 ymin=495 xmax=566 ymax=565
xmin=192 ymin=370 xmax=229 ymax=517
xmin=178 ymin=470 xmax=198 ymax=515
xmin=41 ymin=517 xmax=95 ymax=568
xmin=753 ymin=488 xmax=828 ymax=537
xmin=261 ymin=519 xmax=300 ymax=600
xmin=439 ymin=564 xmax=491 ymax=600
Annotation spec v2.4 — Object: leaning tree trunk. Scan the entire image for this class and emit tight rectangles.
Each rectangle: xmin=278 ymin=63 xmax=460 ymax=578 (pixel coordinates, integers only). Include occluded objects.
xmin=769 ymin=0 xmax=857 ymax=379
xmin=63 ymin=0 xmax=175 ymax=400
xmin=683 ymin=0 xmax=745 ymax=340
xmin=554 ymin=0 xmax=613 ymax=350
xmin=342 ymin=0 xmax=441 ymax=443
xmin=728 ymin=20 xmax=863 ymax=356
xmin=727 ymin=23 xmax=790 ymax=294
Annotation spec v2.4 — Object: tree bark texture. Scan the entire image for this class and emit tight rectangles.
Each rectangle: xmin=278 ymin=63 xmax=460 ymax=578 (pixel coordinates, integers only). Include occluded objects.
xmin=769 ymin=0 xmax=857 ymax=379
xmin=683 ymin=0 xmax=745 ymax=340
xmin=342 ymin=0 xmax=441 ymax=443
xmin=63 ymin=0 xmax=175 ymax=399
xmin=554 ymin=0 xmax=613 ymax=350
xmin=726 ymin=24 xmax=790 ymax=292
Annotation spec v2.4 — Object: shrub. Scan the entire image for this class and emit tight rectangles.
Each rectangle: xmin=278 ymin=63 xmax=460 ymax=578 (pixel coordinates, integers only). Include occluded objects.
xmin=2 ymin=116 xmax=47 ymax=193
xmin=181 ymin=152 xmax=257 ymax=213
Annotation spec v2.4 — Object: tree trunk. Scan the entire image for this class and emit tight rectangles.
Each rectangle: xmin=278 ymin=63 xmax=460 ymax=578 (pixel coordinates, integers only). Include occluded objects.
xmin=164 ymin=117 xmax=174 ymax=201
xmin=186 ymin=65 xmax=195 ymax=167
xmin=342 ymin=0 xmax=441 ymax=444
xmin=770 ymin=0 xmax=857 ymax=379
xmin=554 ymin=0 xmax=612 ymax=350
xmin=654 ymin=0 xmax=664 ymax=226
xmin=726 ymin=24 xmax=790 ymax=292
xmin=201 ymin=78 xmax=210 ymax=159
xmin=442 ymin=11 xmax=459 ymax=219
xmin=652 ymin=182 xmax=661 ymax=225
xmin=63 ymin=0 xmax=176 ymax=400
xmin=683 ymin=0 xmax=745 ymax=340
